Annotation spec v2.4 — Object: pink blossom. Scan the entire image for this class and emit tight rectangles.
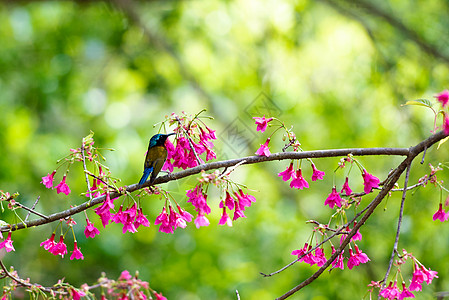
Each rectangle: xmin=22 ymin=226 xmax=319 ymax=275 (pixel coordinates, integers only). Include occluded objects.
xmin=86 ymin=180 xmax=101 ymax=198
xmin=232 ymin=202 xmax=246 ymax=221
xmin=311 ymin=164 xmax=325 ymax=181
xmin=398 ymin=282 xmax=415 ymax=300
xmin=253 ymin=115 xmax=273 ymax=132
xmin=291 ymin=243 xmax=316 ymax=266
xmin=219 ymin=192 xmax=235 ymax=211
xmin=362 ymin=169 xmax=380 ymax=194
xmin=154 ymin=292 xmax=168 ymax=300
xmin=379 ymin=281 xmax=400 ymax=300
xmin=71 ymin=288 xmax=86 ymax=300
xmin=234 ymin=189 xmax=256 ymax=211
xmin=435 ymin=89 xmax=449 ymax=107
xmin=278 ymin=162 xmax=295 ymax=181
xmin=41 ymin=170 xmax=56 ymax=188
xmin=94 ymin=193 xmax=115 ymax=227
xmin=432 ymin=203 xmax=448 ymax=222
xmin=112 ymin=206 xmax=125 ymax=224
xmin=422 ymin=266 xmax=438 ymax=285
xmin=84 ymin=218 xmax=100 ymax=238
xmin=347 ymin=248 xmax=359 ymax=270
xmin=134 ymin=208 xmax=151 ymax=229
xmin=340 ymin=177 xmax=352 ymax=196
xmin=119 ymin=270 xmax=132 ymax=280
xmin=0 ymin=232 xmax=15 ymax=252
xmin=177 ymin=205 xmax=193 ymax=223
xmin=70 ymin=242 xmax=84 ymax=260
xmin=155 ymin=207 xmax=173 ymax=234
xmin=324 ymin=187 xmax=343 ymax=209
xmin=218 ymin=207 xmax=232 ymax=227
xmin=194 ymin=213 xmax=210 ymax=228
xmin=186 ymin=185 xmax=211 ymax=214
xmin=351 ymin=222 xmax=363 ymax=242
xmin=255 ymin=138 xmax=271 ymax=157
xmin=56 ymin=175 xmax=71 ymax=195
xmin=168 ymin=205 xmax=187 ymax=230
xmin=290 ymin=169 xmax=309 ymax=189
xmin=314 ymin=248 xmax=327 ymax=267
xmin=40 ymin=233 xmax=56 ymax=251
xmin=354 ymin=244 xmax=370 ymax=264
xmin=331 ymin=246 xmax=344 ymax=270
xmin=50 ymin=235 xmax=68 ymax=257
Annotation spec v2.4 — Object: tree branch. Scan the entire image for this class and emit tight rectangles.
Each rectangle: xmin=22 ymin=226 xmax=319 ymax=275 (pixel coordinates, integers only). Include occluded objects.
xmin=0 ymin=145 xmax=415 ymax=232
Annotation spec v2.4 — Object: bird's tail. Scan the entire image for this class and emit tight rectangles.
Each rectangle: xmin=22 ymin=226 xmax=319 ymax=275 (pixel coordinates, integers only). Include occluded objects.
xmin=139 ymin=167 xmax=153 ymax=185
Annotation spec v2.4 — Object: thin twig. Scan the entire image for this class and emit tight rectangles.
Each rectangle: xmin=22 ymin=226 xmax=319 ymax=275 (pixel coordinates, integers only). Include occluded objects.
xmin=378 ymin=162 xmax=412 ymax=297
xmin=81 ymin=145 xmax=93 ymax=203
xmin=24 ymin=196 xmax=40 ymax=222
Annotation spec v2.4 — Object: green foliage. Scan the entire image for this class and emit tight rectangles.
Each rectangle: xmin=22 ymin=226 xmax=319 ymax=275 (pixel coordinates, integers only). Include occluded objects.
xmin=0 ymin=0 xmax=448 ymax=299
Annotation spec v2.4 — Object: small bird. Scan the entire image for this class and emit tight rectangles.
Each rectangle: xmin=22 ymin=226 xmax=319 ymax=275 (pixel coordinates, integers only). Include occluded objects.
xmin=139 ymin=133 xmax=175 ymax=186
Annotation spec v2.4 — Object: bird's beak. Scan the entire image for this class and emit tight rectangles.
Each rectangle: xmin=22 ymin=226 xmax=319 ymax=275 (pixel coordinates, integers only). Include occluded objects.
xmin=167 ymin=133 xmax=176 ymax=137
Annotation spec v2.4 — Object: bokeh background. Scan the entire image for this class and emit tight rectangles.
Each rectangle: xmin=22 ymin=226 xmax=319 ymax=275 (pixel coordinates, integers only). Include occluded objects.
xmin=0 ymin=0 xmax=448 ymax=299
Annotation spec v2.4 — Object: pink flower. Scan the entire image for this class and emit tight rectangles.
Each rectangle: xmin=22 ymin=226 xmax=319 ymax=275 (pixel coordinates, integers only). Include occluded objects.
xmin=134 ymin=208 xmax=151 ymax=229
xmin=432 ymin=203 xmax=448 ymax=222
xmin=324 ymin=187 xmax=343 ymax=209
xmin=168 ymin=205 xmax=187 ymax=230
xmin=86 ymin=180 xmax=101 ymax=198
xmin=70 ymin=242 xmax=84 ymax=260
xmin=443 ymin=115 xmax=449 ymax=135
xmin=84 ymin=218 xmax=100 ymax=238
xmin=232 ymin=201 xmax=246 ymax=221
xmin=50 ymin=235 xmax=68 ymax=257
xmin=122 ymin=205 xmax=138 ymax=234
xmin=119 ymin=270 xmax=132 ymax=280
xmin=351 ymin=221 xmax=363 ymax=242
xmin=340 ymin=177 xmax=352 ymax=196
xmin=291 ymin=243 xmax=316 ymax=266
xmin=362 ymin=169 xmax=380 ymax=194
xmin=435 ymin=89 xmax=449 ymax=107
xmin=398 ymin=282 xmax=415 ymax=300
xmin=289 ymin=169 xmax=309 ymax=189
xmin=331 ymin=247 xmax=344 ymax=270
xmin=194 ymin=213 xmax=210 ymax=228
xmin=255 ymin=138 xmax=271 ymax=157
xmin=253 ymin=115 xmax=273 ymax=132
xmin=314 ymin=248 xmax=327 ymax=267
xmin=347 ymin=248 xmax=359 ymax=270
xmin=71 ymin=288 xmax=86 ymax=300
xmin=154 ymin=292 xmax=168 ymax=300
xmin=187 ymin=185 xmax=211 ymax=215
xmin=219 ymin=207 xmax=232 ymax=226
xmin=56 ymin=175 xmax=71 ymax=195
xmin=41 ymin=170 xmax=56 ymax=188
xmin=354 ymin=244 xmax=370 ymax=264
xmin=40 ymin=233 xmax=56 ymax=251
xmin=234 ymin=189 xmax=256 ymax=211
xmin=219 ymin=192 xmax=235 ymax=211
xmin=311 ymin=164 xmax=325 ymax=181
xmin=155 ymin=207 xmax=173 ymax=234
xmin=278 ymin=162 xmax=295 ymax=181
xmin=177 ymin=205 xmax=193 ymax=223
xmin=0 ymin=232 xmax=15 ymax=252
xmin=422 ymin=266 xmax=438 ymax=285
xmin=379 ymin=281 xmax=400 ymax=300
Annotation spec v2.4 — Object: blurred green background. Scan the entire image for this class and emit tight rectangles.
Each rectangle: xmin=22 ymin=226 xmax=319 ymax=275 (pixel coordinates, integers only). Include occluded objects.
xmin=0 ymin=0 xmax=448 ymax=299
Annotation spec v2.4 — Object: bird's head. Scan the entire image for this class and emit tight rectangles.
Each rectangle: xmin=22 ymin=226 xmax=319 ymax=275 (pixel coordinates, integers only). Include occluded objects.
xmin=149 ymin=133 xmax=175 ymax=147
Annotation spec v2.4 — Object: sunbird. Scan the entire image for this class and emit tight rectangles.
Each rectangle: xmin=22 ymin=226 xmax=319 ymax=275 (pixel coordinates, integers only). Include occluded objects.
xmin=139 ymin=133 xmax=175 ymax=186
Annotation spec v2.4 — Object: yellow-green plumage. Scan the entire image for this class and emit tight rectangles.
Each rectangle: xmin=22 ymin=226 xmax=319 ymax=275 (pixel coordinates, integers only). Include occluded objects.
xmin=139 ymin=133 xmax=174 ymax=186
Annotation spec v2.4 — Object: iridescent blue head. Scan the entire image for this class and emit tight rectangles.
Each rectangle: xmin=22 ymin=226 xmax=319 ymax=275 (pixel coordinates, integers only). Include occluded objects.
xmin=149 ymin=133 xmax=175 ymax=148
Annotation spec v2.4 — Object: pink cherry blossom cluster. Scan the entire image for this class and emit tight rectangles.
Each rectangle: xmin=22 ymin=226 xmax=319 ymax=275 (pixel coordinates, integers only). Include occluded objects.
xmin=368 ymin=249 xmax=438 ymax=299
xmin=93 ymin=192 xmax=151 ymax=234
xmin=434 ymin=90 xmax=449 ymax=135
xmin=291 ymin=221 xmax=368 ymax=271
xmin=278 ymin=162 xmax=325 ymax=190
xmin=162 ymin=112 xmax=217 ymax=172
xmin=40 ymin=233 xmax=84 ymax=260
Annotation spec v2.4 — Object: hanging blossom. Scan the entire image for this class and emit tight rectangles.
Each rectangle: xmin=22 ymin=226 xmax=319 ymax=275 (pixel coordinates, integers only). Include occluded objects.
xmin=41 ymin=170 xmax=56 ymax=188
xmin=56 ymin=175 xmax=71 ymax=195
xmin=253 ymin=115 xmax=274 ymax=132
xmin=255 ymin=138 xmax=271 ymax=157
xmin=362 ymin=169 xmax=380 ymax=194
xmin=70 ymin=242 xmax=84 ymax=260
xmin=311 ymin=163 xmax=325 ymax=181
xmin=432 ymin=203 xmax=448 ymax=222
xmin=84 ymin=218 xmax=101 ymax=238
xmin=278 ymin=162 xmax=295 ymax=181
xmin=341 ymin=177 xmax=352 ymax=196
xmin=0 ymin=232 xmax=15 ymax=252
xmin=324 ymin=187 xmax=343 ymax=209
xmin=290 ymin=169 xmax=309 ymax=189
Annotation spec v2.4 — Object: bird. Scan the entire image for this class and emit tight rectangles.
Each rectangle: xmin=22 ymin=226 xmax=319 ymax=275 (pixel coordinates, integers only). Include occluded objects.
xmin=139 ymin=133 xmax=175 ymax=186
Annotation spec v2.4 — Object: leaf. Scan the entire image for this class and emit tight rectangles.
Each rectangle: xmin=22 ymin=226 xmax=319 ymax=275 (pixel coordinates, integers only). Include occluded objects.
xmin=437 ymin=136 xmax=449 ymax=149
xmin=402 ymin=99 xmax=433 ymax=108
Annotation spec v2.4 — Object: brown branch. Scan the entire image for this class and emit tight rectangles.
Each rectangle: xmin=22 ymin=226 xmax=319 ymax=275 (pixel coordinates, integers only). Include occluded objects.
xmin=0 ymin=145 xmax=415 ymax=232
xmin=275 ymin=131 xmax=446 ymax=299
